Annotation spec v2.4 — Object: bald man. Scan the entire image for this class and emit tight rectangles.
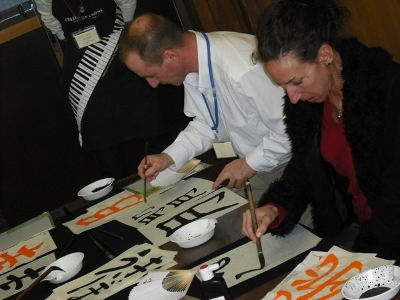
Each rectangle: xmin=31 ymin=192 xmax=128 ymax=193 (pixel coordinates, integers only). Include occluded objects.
xmin=119 ymin=13 xmax=291 ymax=190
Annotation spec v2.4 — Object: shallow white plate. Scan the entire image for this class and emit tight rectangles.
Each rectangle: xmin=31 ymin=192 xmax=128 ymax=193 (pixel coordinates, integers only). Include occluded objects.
xmin=170 ymin=218 xmax=217 ymax=248
xmin=342 ymin=265 xmax=400 ymax=300
xmin=78 ymin=178 xmax=114 ymax=200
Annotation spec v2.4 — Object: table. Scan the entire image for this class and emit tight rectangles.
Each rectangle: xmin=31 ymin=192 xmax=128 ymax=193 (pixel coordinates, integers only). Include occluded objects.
xmin=9 ymin=150 xmax=400 ymax=300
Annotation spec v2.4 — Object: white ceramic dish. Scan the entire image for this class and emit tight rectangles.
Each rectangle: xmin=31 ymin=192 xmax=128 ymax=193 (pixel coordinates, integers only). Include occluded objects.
xmin=43 ymin=252 xmax=84 ymax=284
xmin=170 ymin=218 xmax=217 ymax=248
xmin=78 ymin=178 xmax=114 ymax=200
xmin=342 ymin=265 xmax=400 ymax=300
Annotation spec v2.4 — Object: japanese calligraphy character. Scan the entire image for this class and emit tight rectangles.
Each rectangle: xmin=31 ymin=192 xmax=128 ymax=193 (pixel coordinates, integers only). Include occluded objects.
xmin=274 ymin=253 xmax=363 ymax=299
xmin=76 ymin=193 xmax=142 ymax=226
xmin=156 ymin=191 xmax=238 ymax=237
xmin=0 ymin=266 xmax=45 ymax=291
xmin=0 ymin=242 xmax=44 ymax=271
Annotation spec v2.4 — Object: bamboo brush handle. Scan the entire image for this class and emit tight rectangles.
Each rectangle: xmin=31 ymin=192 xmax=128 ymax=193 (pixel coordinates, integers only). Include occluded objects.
xmin=16 ymin=267 xmax=54 ymax=300
xmin=144 ymin=142 xmax=148 ymax=202
xmin=245 ymin=182 xmax=258 ymax=233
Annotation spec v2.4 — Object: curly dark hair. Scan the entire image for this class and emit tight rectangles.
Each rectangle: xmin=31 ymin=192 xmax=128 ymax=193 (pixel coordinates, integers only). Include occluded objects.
xmin=257 ymin=0 xmax=350 ymax=63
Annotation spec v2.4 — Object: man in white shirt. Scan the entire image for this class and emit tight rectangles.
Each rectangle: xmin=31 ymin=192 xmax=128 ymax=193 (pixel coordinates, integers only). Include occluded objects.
xmin=119 ymin=13 xmax=291 ymax=190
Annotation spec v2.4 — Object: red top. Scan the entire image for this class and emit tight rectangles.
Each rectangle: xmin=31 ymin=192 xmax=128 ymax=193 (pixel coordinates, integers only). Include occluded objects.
xmin=267 ymin=97 xmax=372 ymax=228
xmin=320 ymin=97 xmax=372 ymax=222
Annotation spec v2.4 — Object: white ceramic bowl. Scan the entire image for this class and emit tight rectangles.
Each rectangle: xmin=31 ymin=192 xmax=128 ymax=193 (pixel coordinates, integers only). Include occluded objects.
xmin=342 ymin=265 xmax=400 ymax=300
xmin=78 ymin=178 xmax=114 ymax=200
xmin=170 ymin=218 xmax=217 ymax=248
xmin=43 ymin=252 xmax=84 ymax=284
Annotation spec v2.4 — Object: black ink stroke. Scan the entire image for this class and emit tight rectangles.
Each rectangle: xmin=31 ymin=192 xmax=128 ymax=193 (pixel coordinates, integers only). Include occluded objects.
xmin=235 ymin=265 xmax=264 ymax=279
xmin=156 ymin=191 xmax=239 ymax=237
xmin=0 ymin=266 xmax=45 ymax=291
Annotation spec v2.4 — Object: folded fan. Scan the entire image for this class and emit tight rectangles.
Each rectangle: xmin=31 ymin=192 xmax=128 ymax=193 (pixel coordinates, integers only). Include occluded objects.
xmin=129 ymin=269 xmax=196 ymax=300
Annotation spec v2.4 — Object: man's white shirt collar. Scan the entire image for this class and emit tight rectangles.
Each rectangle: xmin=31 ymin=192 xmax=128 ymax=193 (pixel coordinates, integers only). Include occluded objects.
xmin=184 ymin=31 xmax=214 ymax=98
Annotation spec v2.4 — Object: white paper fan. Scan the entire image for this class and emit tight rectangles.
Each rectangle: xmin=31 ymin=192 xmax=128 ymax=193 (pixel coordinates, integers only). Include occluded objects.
xmin=128 ymin=269 xmax=196 ymax=300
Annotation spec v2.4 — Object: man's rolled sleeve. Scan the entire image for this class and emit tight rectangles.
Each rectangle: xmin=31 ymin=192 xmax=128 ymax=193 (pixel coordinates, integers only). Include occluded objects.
xmin=163 ymin=143 xmax=192 ymax=172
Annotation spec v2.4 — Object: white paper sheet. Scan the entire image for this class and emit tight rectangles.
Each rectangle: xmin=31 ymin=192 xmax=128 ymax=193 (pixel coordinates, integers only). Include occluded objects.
xmin=192 ymin=225 xmax=322 ymax=288
xmin=45 ymin=263 xmax=181 ymax=300
xmin=151 ymin=168 xmax=187 ymax=187
xmin=124 ymin=159 xmax=202 ymax=198
xmin=63 ymin=190 xmax=143 ymax=234
xmin=53 ymin=243 xmax=177 ymax=300
xmin=262 ymin=246 xmax=395 ymax=300
xmin=0 ymin=231 xmax=56 ymax=276
xmin=0 ymin=252 xmax=56 ymax=299
xmin=184 ymin=162 xmax=212 ymax=178
xmin=117 ymin=177 xmax=248 ymax=246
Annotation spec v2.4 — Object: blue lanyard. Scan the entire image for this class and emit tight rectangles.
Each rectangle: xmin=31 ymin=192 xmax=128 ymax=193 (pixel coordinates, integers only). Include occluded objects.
xmin=200 ymin=32 xmax=219 ymax=133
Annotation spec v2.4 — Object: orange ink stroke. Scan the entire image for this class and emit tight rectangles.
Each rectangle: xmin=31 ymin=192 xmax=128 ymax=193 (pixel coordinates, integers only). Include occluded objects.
xmin=274 ymin=253 xmax=363 ymax=300
xmin=0 ymin=242 xmax=44 ymax=271
xmin=76 ymin=193 xmax=143 ymax=226
xmin=275 ymin=290 xmax=292 ymax=300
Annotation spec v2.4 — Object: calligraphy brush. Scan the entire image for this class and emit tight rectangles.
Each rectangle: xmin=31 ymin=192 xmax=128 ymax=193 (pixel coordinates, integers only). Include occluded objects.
xmin=144 ymin=141 xmax=148 ymax=203
xmin=244 ymin=181 xmax=265 ymax=269
xmin=16 ymin=266 xmax=64 ymax=300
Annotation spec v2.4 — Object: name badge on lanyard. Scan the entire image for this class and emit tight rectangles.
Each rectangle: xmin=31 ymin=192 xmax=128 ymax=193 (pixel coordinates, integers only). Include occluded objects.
xmin=63 ymin=0 xmax=99 ymax=49
xmin=72 ymin=25 xmax=100 ymax=49
xmin=200 ymin=32 xmax=237 ymax=159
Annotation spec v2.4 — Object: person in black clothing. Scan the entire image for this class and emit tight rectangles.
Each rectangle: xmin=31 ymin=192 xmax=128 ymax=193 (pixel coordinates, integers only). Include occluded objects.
xmin=35 ymin=0 xmax=175 ymax=179
xmin=242 ymin=0 xmax=400 ymax=260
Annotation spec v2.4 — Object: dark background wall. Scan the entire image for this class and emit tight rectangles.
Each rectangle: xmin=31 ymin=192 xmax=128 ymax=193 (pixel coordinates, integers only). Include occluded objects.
xmin=0 ymin=0 xmax=190 ymax=230
xmin=183 ymin=0 xmax=400 ymax=63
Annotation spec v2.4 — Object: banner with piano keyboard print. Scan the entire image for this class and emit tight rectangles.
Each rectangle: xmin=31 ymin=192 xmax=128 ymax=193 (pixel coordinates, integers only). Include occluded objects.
xmin=68 ymin=8 xmax=124 ymax=145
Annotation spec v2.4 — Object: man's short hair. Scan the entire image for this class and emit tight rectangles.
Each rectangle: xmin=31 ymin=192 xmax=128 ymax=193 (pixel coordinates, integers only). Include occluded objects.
xmin=119 ymin=13 xmax=185 ymax=65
